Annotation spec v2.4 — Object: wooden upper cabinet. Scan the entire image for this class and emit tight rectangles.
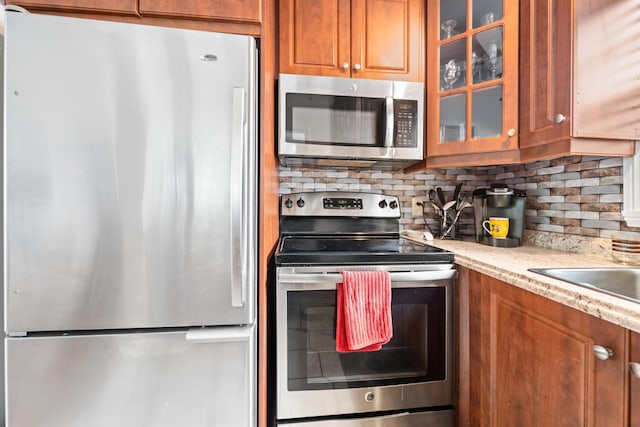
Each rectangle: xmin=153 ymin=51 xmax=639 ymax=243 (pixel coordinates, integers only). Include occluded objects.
xmin=519 ymin=0 xmax=637 ymax=162
xmin=421 ymin=0 xmax=520 ymax=169
xmin=350 ymin=0 xmax=423 ymax=80
xmin=467 ymin=270 xmax=627 ymax=427
xmin=139 ymin=0 xmax=261 ymax=24
xmin=8 ymin=0 xmax=262 ymax=31
xmin=278 ymin=0 xmax=350 ymax=77
xmin=631 ymin=331 xmax=640 ymax=427
xmin=5 ymin=0 xmax=137 ymax=14
xmin=279 ymin=0 xmax=423 ymax=81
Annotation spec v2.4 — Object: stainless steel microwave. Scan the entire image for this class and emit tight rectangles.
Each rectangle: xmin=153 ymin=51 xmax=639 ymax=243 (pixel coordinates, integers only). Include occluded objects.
xmin=278 ymin=74 xmax=424 ymax=169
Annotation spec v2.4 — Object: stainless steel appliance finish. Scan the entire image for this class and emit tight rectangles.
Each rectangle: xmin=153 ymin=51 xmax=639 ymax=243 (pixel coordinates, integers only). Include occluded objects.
xmin=281 ymin=410 xmax=454 ymax=427
xmin=4 ymin=11 xmax=256 ymax=426
xmin=280 ymin=191 xmax=401 ymax=218
xmin=276 ymin=265 xmax=455 ymax=420
xmin=529 ymin=268 xmax=640 ymax=303
xmin=278 ymin=74 xmax=424 ymax=170
xmin=274 ymin=192 xmax=455 ymax=425
xmin=6 ymin=327 xmax=255 ymax=426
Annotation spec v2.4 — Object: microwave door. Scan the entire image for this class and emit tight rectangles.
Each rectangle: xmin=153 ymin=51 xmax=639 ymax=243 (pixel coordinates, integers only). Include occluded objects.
xmin=286 ymin=94 xmax=385 ymax=147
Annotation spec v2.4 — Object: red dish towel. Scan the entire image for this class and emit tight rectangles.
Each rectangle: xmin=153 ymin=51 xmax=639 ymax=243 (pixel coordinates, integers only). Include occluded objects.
xmin=336 ymin=271 xmax=393 ymax=352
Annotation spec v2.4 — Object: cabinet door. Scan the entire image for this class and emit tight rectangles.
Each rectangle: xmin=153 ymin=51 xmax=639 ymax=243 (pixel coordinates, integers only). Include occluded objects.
xmin=425 ymin=0 xmax=519 ymax=167
xmin=631 ymin=331 xmax=640 ymax=427
xmin=519 ymin=0 xmax=571 ymax=151
xmin=519 ymin=0 xmax=638 ymax=160
xmin=350 ymin=0 xmax=423 ymax=81
xmin=468 ymin=271 xmax=626 ymax=427
xmin=279 ymin=0 xmax=351 ymax=77
xmin=6 ymin=0 xmax=137 ymax=14
xmin=139 ymin=0 xmax=260 ymax=24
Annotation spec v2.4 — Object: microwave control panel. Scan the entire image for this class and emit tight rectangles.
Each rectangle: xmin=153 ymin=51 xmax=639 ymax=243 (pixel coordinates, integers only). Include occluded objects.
xmin=394 ymin=100 xmax=418 ymax=147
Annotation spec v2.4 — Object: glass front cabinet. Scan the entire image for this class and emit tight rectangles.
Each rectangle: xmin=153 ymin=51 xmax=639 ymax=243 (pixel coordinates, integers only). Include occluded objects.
xmin=425 ymin=0 xmax=519 ymax=167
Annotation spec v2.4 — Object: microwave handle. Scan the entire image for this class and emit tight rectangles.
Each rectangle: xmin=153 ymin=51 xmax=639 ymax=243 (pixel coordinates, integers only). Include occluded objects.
xmin=383 ymin=96 xmax=394 ymax=148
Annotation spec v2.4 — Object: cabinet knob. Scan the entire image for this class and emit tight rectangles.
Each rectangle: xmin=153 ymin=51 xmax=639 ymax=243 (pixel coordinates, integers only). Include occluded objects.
xmin=341 ymin=62 xmax=349 ymax=70
xmin=630 ymin=362 xmax=640 ymax=379
xmin=554 ymin=114 xmax=566 ymax=124
xmin=353 ymin=63 xmax=361 ymax=71
xmin=507 ymin=128 xmax=516 ymax=137
xmin=593 ymin=345 xmax=614 ymax=361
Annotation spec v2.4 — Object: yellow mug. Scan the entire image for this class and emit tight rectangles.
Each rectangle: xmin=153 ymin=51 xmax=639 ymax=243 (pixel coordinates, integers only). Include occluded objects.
xmin=482 ymin=217 xmax=509 ymax=239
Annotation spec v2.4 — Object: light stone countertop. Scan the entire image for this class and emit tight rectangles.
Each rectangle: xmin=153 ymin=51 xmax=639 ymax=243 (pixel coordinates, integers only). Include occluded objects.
xmin=425 ymin=238 xmax=640 ymax=334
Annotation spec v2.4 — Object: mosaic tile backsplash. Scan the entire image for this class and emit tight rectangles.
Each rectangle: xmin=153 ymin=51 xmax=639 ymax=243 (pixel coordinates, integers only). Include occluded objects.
xmin=278 ymin=155 xmax=640 ymax=241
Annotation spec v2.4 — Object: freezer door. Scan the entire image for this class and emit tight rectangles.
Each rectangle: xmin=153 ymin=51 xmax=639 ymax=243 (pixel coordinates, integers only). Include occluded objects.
xmin=4 ymin=12 xmax=257 ymax=331
xmin=5 ymin=327 xmax=256 ymax=427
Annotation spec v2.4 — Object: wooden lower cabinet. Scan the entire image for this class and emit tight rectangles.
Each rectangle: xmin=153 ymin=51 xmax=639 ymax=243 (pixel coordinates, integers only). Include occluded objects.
xmin=458 ymin=267 xmax=627 ymax=426
xmin=631 ymin=331 xmax=640 ymax=426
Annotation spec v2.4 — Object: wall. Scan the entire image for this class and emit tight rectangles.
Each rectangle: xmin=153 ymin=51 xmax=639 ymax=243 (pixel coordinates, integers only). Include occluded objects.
xmin=278 ymin=155 xmax=640 ymax=247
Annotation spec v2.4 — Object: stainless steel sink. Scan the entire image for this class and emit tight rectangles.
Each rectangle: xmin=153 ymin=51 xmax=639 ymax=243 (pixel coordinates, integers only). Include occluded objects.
xmin=529 ymin=268 xmax=640 ymax=302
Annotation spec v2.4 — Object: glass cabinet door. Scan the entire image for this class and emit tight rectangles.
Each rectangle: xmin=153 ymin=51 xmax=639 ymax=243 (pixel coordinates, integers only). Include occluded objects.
xmin=427 ymin=0 xmax=518 ymax=163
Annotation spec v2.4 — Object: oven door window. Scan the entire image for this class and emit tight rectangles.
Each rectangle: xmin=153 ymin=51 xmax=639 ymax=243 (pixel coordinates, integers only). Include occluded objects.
xmin=286 ymin=287 xmax=446 ymax=391
xmin=285 ymin=93 xmax=385 ymax=146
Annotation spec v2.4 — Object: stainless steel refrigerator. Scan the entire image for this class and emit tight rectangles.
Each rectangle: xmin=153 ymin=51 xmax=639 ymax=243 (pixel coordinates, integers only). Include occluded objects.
xmin=2 ymin=10 xmax=257 ymax=427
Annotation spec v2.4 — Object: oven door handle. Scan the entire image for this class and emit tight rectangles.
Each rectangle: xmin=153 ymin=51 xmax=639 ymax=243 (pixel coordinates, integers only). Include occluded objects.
xmin=278 ymin=269 xmax=456 ymax=284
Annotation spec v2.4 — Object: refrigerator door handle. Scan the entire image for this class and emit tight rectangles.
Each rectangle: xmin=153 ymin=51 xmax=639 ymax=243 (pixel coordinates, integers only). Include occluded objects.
xmin=186 ymin=326 xmax=253 ymax=344
xmin=230 ymin=87 xmax=246 ymax=308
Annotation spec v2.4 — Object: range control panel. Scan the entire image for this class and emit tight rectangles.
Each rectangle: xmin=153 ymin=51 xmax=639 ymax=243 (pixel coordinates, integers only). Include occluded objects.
xmin=281 ymin=192 xmax=400 ymax=218
xmin=323 ymin=197 xmax=362 ymax=210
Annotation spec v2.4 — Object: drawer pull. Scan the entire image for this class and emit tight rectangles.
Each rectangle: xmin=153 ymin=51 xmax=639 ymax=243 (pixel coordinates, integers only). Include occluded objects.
xmin=593 ymin=345 xmax=614 ymax=361
xmin=630 ymin=362 xmax=640 ymax=379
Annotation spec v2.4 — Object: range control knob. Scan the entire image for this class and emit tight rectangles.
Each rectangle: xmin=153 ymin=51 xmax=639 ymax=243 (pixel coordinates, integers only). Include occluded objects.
xmin=378 ymin=200 xmax=387 ymax=209
xmin=296 ymin=198 xmax=305 ymax=208
xmin=284 ymin=199 xmax=293 ymax=209
xmin=389 ymin=200 xmax=398 ymax=210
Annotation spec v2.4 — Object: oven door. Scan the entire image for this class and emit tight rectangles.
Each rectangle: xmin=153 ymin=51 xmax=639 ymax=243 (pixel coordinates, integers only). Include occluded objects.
xmin=275 ymin=265 xmax=455 ymax=421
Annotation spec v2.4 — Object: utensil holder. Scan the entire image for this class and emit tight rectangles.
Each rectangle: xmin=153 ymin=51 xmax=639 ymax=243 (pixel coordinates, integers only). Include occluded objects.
xmin=436 ymin=210 xmax=460 ymax=240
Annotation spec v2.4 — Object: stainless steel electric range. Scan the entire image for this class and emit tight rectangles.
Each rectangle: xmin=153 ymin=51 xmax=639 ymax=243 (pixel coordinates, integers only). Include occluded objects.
xmin=274 ymin=192 xmax=456 ymax=427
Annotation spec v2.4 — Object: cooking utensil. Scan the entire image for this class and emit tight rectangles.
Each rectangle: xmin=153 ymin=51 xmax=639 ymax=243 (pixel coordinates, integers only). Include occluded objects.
xmin=453 ymin=183 xmax=462 ymax=205
xmin=441 ymin=200 xmax=456 ymax=213
xmin=456 ymin=192 xmax=469 ymax=211
xmin=429 ymin=189 xmax=441 ymax=209
xmin=440 ymin=199 xmax=471 ymax=239
xmin=436 ymin=187 xmax=445 ymax=205
xmin=440 ymin=200 xmax=457 ymax=235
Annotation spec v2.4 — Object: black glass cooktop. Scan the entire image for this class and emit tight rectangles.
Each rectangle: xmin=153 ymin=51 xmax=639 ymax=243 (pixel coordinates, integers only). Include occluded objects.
xmin=275 ymin=236 xmax=454 ymax=266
